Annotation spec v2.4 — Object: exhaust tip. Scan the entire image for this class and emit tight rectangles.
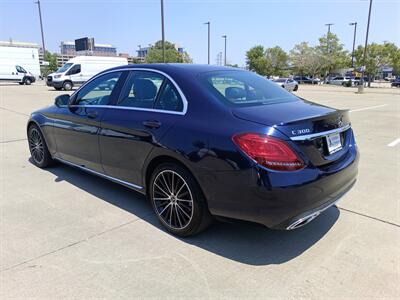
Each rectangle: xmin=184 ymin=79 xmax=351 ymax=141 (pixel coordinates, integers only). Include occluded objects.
xmin=286 ymin=212 xmax=320 ymax=230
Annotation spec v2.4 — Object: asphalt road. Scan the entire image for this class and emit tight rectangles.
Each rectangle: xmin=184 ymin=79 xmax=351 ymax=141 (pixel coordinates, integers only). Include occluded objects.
xmin=1 ymin=82 xmax=399 ymax=299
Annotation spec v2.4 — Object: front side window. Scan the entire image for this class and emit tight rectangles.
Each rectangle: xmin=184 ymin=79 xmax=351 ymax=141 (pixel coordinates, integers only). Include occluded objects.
xmin=66 ymin=64 xmax=81 ymax=75
xmin=75 ymin=72 xmax=122 ymax=106
xmin=16 ymin=65 xmax=27 ymax=73
xmin=56 ymin=63 xmax=73 ymax=73
xmin=200 ymin=70 xmax=297 ymax=107
xmin=118 ymin=71 xmax=164 ymax=109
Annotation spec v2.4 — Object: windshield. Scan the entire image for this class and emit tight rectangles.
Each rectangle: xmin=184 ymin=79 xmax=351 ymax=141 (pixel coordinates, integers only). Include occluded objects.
xmin=56 ymin=63 xmax=73 ymax=73
xmin=274 ymin=79 xmax=287 ymax=83
xmin=199 ymin=70 xmax=298 ymax=107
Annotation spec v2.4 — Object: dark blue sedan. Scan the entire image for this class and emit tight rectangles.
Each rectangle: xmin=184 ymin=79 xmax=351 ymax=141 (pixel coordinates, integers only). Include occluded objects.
xmin=27 ymin=64 xmax=359 ymax=236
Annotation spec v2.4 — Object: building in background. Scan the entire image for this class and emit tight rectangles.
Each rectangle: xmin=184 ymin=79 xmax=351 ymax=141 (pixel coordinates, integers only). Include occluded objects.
xmin=0 ymin=40 xmax=40 ymax=77
xmin=60 ymin=40 xmax=117 ymax=56
xmin=137 ymin=46 xmax=151 ymax=58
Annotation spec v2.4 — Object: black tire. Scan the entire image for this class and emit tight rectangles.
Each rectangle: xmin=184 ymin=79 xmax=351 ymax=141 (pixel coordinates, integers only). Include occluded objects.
xmin=149 ymin=163 xmax=213 ymax=237
xmin=24 ymin=78 xmax=32 ymax=85
xmin=63 ymin=81 xmax=73 ymax=91
xmin=293 ymin=85 xmax=298 ymax=91
xmin=28 ymin=124 xmax=54 ymax=168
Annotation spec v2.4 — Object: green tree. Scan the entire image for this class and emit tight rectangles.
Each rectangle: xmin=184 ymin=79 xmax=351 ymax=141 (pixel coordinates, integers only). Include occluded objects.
xmin=290 ymin=42 xmax=324 ymax=78
xmin=246 ymin=45 xmax=288 ymax=76
xmin=264 ymin=46 xmax=289 ymax=77
xmin=145 ymin=40 xmax=192 ymax=63
xmin=246 ymin=45 xmax=267 ymax=75
xmin=383 ymin=42 xmax=400 ymax=75
xmin=41 ymin=51 xmax=58 ymax=77
xmin=316 ymin=32 xmax=350 ymax=76
xmin=354 ymin=43 xmax=392 ymax=86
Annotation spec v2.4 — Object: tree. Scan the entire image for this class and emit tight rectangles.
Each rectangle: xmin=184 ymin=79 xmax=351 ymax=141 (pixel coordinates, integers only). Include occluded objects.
xmin=246 ymin=45 xmax=289 ymax=76
xmin=290 ymin=42 xmax=324 ymax=78
xmin=246 ymin=45 xmax=267 ymax=75
xmin=316 ymin=32 xmax=350 ymax=76
xmin=145 ymin=40 xmax=192 ymax=63
xmin=264 ymin=46 xmax=289 ymax=77
xmin=383 ymin=42 xmax=400 ymax=75
xmin=41 ymin=51 xmax=58 ymax=77
xmin=354 ymin=43 xmax=391 ymax=86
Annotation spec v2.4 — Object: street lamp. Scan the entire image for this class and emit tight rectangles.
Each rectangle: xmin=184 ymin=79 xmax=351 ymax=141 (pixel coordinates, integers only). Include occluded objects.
xmin=204 ymin=22 xmax=210 ymax=64
xmin=349 ymin=22 xmax=358 ymax=68
xmin=325 ymin=23 xmax=334 ymax=34
xmin=35 ymin=0 xmax=46 ymax=55
xmin=324 ymin=23 xmax=334 ymax=81
xmin=222 ymin=35 xmax=227 ymax=66
xmin=160 ymin=0 xmax=165 ymax=62
xmin=359 ymin=0 xmax=373 ymax=93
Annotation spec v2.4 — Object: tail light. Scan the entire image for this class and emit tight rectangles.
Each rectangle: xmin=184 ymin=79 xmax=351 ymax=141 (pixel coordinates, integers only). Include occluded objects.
xmin=232 ymin=133 xmax=305 ymax=171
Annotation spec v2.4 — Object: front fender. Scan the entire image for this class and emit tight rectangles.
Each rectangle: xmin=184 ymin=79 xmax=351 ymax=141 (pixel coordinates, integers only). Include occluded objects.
xmin=27 ymin=111 xmax=56 ymax=155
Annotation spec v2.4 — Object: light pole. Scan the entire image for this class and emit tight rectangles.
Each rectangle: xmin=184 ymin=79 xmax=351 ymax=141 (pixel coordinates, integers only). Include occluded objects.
xmin=35 ymin=0 xmax=46 ymax=56
xmin=204 ymin=22 xmax=210 ymax=64
xmin=359 ymin=0 xmax=373 ymax=93
xmin=325 ymin=23 xmax=334 ymax=34
xmin=160 ymin=0 xmax=165 ymax=63
xmin=222 ymin=35 xmax=227 ymax=66
xmin=324 ymin=23 xmax=334 ymax=81
xmin=349 ymin=22 xmax=357 ymax=68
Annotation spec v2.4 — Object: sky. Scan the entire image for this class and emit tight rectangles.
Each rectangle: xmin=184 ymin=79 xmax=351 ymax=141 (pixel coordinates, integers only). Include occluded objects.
xmin=0 ymin=0 xmax=399 ymax=66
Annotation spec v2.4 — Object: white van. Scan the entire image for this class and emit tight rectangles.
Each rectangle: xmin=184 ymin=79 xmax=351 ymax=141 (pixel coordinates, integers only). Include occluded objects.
xmin=0 ymin=60 xmax=36 ymax=85
xmin=47 ymin=56 xmax=128 ymax=90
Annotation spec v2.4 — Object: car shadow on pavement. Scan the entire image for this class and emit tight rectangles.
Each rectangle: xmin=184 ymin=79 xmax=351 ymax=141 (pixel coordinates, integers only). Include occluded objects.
xmin=42 ymin=161 xmax=339 ymax=266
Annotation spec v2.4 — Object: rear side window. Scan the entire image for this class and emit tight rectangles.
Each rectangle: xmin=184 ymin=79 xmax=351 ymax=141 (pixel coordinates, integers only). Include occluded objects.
xmin=155 ymin=80 xmax=183 ymax=112
xmin=118 ymin=71 xmax=164 ymax=109
xmin=200 ymin=70 xmax=297 ymax=107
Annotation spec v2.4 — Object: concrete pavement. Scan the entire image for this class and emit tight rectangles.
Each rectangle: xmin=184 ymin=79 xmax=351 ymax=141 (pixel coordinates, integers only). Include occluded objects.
xmin=1 ymin=82 xmax=399 ymax=299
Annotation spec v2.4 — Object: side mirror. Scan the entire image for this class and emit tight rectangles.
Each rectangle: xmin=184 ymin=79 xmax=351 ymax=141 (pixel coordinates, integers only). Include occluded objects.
xmin=55 ymin=94 xmax=70 ymax=107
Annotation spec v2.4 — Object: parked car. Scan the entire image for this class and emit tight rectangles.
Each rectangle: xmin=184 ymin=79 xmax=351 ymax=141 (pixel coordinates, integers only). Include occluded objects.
xmin=46 ymin=56 xmax=128 ymax=91
xmin=293 ymin=76 xmax=319 ymax=84
xmin=0 ymin=59 xmax=36 ymax=85
xmin=391 ymin=78 xmax=400 ymax=87
xmin=272 ymin=78 xmax=298 ymax=91
xmin=327 ymin=76 xmax=358 ymax=86
xmin=27 ymin=64 xmax=359 ymax=236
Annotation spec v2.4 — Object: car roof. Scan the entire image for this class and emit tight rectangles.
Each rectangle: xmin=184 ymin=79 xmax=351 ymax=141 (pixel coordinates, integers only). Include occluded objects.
xmin=105 ymin=63 xmax=243 ymax=77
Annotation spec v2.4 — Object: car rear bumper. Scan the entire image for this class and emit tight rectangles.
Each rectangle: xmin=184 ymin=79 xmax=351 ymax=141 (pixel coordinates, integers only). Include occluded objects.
xmin=199 ymin=145 xmax=359 ymax=229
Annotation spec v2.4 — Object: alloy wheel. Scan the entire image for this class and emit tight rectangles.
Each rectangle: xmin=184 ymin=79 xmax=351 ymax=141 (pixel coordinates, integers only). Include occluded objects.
xmin=152 ymin=170 xmax=194 ymax=230
xmin=29 ymin=128 xmax=44 ymax=164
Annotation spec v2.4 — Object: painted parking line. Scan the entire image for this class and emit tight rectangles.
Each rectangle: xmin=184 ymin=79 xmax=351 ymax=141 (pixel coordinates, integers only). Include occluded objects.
xmin=388 ymin=138 xmax=400 ymax=147
xmin=350 ymin=104 xmax=387 ymax=112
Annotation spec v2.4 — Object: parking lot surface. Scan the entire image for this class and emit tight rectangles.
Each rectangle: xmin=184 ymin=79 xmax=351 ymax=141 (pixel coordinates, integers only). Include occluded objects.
xmin=1 ymin=82 xmax=399 ymax=298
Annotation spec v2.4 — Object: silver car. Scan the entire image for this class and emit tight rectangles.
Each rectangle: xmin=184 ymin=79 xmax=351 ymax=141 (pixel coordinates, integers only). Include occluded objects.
xmin=272 ymin=78 xmax=299 ymax=92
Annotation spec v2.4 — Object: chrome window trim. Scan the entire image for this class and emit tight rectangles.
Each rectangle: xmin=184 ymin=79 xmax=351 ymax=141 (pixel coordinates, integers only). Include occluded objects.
xmin=290 ymin=124 xmax=351 ymax=141
xmin=54 ymin=157 xmax=144 ymax=193
xmin=67 ymin=104 xmax=186 ymax=115
xmin=70 ymin=67 xmax=188 ymax=115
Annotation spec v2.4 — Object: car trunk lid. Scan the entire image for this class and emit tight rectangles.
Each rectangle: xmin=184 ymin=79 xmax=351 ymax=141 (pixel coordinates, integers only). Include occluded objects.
xmin=231 ymin=99 xmax=352 ymax=167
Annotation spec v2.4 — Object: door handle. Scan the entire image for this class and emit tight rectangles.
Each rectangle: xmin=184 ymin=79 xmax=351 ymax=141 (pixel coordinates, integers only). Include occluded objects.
xmin=143 ymin=120 xmax=161 ymax=129
xmin=87 ymin=111 xmax=98 ymax=119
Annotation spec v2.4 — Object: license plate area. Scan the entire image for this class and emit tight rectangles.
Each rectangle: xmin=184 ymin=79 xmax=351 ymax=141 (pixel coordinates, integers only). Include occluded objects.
xmin=326 ymin=133 xmax=342 ymax=154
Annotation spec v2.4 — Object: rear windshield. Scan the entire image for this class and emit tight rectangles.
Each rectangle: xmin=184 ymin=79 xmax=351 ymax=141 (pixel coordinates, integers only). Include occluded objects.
xmin=199 ymin=70 xmax=297 ymax=107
